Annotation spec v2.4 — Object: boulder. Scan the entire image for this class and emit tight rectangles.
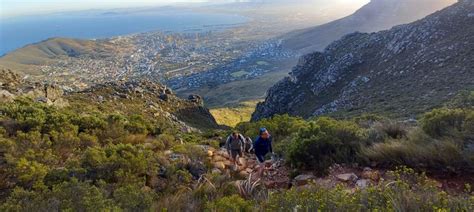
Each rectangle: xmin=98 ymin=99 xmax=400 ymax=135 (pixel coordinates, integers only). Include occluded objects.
xmin=223 ymin=161 xmax=233 ymax=169
xmin=238 ymin=171 xmax=249 ymax=178
xmin=293 ymin=174 xmax=316 ymax=186
xmin=356 ymin=179 xmax=369 ymax=189
xmin=159 ymin=93 xmax=169 ymax=101
xmin=221 ymin=151 xmax=230 ymax=159
xmin=51 ymin=98 xmax=69 ymax=108
xmin=0 ymin=90 xmax=15 ymax=103
xmin=188 ymin=94 xmax=203 ymax=105
xmin=264 ymin=160 xmax=272 ymax=168
xmin=35 ymin=96 xmax=53 ymax=105
xmin=238 ymin=164 xmax=247 ymax=172
xmin=213 ymin=162 xmax=225 ymax=170
xmin=264 ymin=179 xmax=289 ymax=189
xmin=187 ymin=162 xmax=207 ymax=179
xmin=212 ymin=155 xmax=225 ymax=162
xmin=361 ymin=168 xmax=381 ymax=181
xmin=245 ymin=168 xmax=253 ymax=174
xmin=211 ymin=168 xmax=222 ymax=175
xmin=238 ymin=158 xmax=247 ymax=167
xmin=336 ymin=173 xmax=358 ymax=182
xmin=207 ymin=150 xmax=214 ymax=157
xmin=247 ymin=159 xmax=256 ymax=165
xmin=164 ymin=87 xmax=173 ymax=95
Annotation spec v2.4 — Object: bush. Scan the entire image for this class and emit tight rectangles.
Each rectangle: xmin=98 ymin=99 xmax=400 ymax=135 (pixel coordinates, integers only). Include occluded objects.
xmin=284 ymin=117 xmax=366 ymax=174
xmin=0 ymin=99 xmax=47 ymax=132
xmin=375 ymin=121 xmax=408 ymax=139
xmin=14 ymin=158 xmax=49 ymax=188
xmin=445 ymin=90 xmax=474 ymax=108
xmin=264 ymin=167 xmax=473 ymax=211
xmin=361 ymin=128 xmax=473 ymax=172
xmin=421 ymin=108 xmax=472 ymax=138
xmin=236 ymin=114 xmax=307 ymax=142
xmin=205 ymin=195 xmax=254 ymax=212
xmin=0 ymin=179 xmax=115 ymax=211
xmin=113 ymin=184 xmax=155 ymax=211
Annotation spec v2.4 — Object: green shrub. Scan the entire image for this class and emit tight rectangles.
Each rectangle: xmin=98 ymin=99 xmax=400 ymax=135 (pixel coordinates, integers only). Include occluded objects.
xmin=421 ymin=108 xmax=472 ymax=138
xmin=206 ymin=195 xmax=254 ymax=212
xmin=72 ymin=114 xmax=107 ymax=133
xmin=265 ymin=167 xmax=473 ymax=211
xmin=80 ymin=144 xmax=157 ymax=183
xmin=446 ymin=90 xmax=474 ymax=108
xmin=236 ymin=114 xmax=307 ymax=142
xmin=125 ymin=114 xmax=151 ymax=134
xmin=285 ymin=117 xmax=366 ymax=174
xmin=14 ymin=158 xmax=49 ymax=188
xmin=375 ymin=121 xmax=408 ymax=139
xmin=361 ymin=129 xmax=473 ymax=172
xmin=51 ymin=179 xmax=115 ymax=211
xmin=0 ymin=99 xmax=47 ymax=132
xmin=352 ymin=113 xmax=386 ymax=128
xmin=113 ymin=184 xmax=155 ymax=211
xmin=1 ymin=179 xmax=115 ymax=211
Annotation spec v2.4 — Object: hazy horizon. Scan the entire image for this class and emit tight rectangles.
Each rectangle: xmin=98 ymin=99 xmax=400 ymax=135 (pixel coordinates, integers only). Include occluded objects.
xmin=0 ymin=0 xmax=370 ymax=18
xmin=0 ymin=0 xmax=210 ymax=18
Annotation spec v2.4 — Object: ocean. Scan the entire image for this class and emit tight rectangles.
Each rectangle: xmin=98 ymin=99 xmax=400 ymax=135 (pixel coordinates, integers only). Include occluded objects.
xmin=0 ymin=8 xmax=248 ymax=55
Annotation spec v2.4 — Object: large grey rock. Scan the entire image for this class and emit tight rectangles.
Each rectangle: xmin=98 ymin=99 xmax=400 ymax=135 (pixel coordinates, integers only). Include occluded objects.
xmin=293 ymin=174 xmax=316 ymax=186
xmin=356 ymin=179 xmax=369 ymax=188
xmin=336 ymin=173 xmax=358 ymax=182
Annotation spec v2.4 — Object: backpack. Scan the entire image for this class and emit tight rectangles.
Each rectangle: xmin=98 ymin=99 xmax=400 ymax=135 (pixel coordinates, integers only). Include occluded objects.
xmin=227 ymin=134 xmax=244 ymax=150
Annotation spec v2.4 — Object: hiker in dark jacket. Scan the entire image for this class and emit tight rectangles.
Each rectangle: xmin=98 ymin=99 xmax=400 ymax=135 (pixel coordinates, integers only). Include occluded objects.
xmin=253 ymin=127 xmax=273 ymax=178
xmin=225 ymin=131 xmax=245 ymax=167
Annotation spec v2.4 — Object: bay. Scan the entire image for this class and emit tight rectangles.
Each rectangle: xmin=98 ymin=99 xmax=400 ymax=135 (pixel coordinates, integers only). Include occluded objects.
xmin=0 ymin=8 xmax=248 ymax=55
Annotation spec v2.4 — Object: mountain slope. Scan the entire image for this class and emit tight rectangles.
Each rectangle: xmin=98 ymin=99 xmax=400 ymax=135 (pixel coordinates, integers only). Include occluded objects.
xmin=0 ymin=69 xmax=219 ymax=130
xmin=282 ymin=0 xmax=456 ymax=54
xmin=252 ymin=0 xmax=474 ymax=120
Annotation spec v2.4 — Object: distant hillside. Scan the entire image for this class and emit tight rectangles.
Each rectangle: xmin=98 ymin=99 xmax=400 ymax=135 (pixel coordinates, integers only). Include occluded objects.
xmin=282 ymin=0 xmax=456 ymax=54
xmin=0 ymin=38 xmax=119 ymax=75
xmin=0 ymin=69 xmax=219 ymax=130
xmin=253 ymin=0 xmax=474 ymax=120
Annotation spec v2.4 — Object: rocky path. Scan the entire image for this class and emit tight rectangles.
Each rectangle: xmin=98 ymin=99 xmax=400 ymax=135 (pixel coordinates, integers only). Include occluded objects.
xmin=207 ymin=147 xmax=290 ymax=189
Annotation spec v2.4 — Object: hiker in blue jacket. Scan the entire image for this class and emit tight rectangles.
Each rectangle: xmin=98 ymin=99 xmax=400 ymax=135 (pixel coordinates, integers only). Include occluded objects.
xmin=253 ymin=127 xmax=273 ymax=178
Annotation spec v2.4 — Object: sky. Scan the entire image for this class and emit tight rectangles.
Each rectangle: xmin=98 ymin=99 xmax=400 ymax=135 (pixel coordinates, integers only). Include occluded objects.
xmin=0 ymin=0 xmax=209 ymax=18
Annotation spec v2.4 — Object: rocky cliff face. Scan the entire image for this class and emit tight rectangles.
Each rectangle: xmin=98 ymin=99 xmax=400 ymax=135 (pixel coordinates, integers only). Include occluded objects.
xmin=253 ymin=0 xmax=474 ymax=120
xmin=282 ymin=0 xmax=456 ymax=54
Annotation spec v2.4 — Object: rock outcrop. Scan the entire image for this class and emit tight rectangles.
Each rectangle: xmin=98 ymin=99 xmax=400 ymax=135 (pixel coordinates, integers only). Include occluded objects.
xmin=0 ymin=69 xmax=69 ymax=107
xmin=253 ymin=1 xmax=474 ymax=120
xmin=71 ymin=80 xmax=220 ymax=130
xmin=1 ymin=70 xmax=219 ymax=131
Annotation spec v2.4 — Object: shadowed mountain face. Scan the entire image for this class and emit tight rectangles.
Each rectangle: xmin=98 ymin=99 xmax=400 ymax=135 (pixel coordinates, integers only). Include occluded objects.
xmin=282 ymin=0 xmax=456 ymax=54
xmin=252 ymin=0 xmax=474 ymax=121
